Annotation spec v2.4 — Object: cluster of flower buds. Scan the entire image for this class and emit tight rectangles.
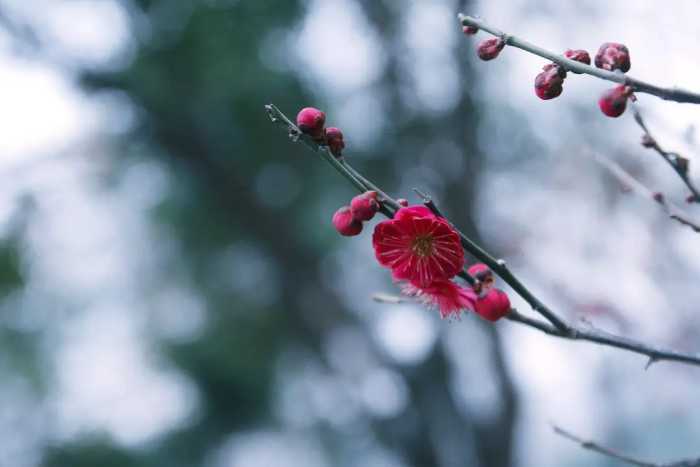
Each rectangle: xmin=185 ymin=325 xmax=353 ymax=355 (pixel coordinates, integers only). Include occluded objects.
xmin=533 ymin=49 xmax=591 ymax=100
xmin=296 ymin=107 xmax=345 ymax=157
xmin=533 ymin=49 xmax=590 ymax=101
xmin=463 ymin=29 xmax=638 ymax=118
xmin=535 ymin=43 xmax=634 ymax=117
xmin=595 ymin=43 xmax=634 ymax=117
xmin=332 ymin=191 xmax=380 ymax=236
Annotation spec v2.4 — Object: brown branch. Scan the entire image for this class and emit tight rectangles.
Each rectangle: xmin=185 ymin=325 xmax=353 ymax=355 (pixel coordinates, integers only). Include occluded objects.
xmin=594 ymin=152 xmax=700 ymax=233
xmin=554 ymin=425 xmax=700 ymax=467
xmin=457 ymin=14 xmax=700 ymax=105
xmin=267 ymin=103 xmax=700 ymax=368
xmin=632 ymin=106 xmax=700 ymax=203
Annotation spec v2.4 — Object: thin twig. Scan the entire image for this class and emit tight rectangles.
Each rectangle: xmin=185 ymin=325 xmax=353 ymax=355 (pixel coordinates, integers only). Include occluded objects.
xmin=507 ymin=310 xmax=700 ymax=367
xmin=553 ymin=425 xmax=700 ymax=467
xmin=267 ymin=103 xmax=700 ymax=368
xmin=457 ymin=14 xmax=700 ymax=105
xmin=594 ymin=152 xmax=700 ymax=233
xmin=631 ymin=106 xmax=700 ymax=203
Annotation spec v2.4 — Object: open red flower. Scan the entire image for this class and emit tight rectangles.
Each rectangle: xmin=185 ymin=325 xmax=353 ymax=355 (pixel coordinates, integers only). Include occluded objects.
xmin=401 ymin=279 xmax=476 ymax=319
xmin=373 ymin=206 xmax=464 ymax=287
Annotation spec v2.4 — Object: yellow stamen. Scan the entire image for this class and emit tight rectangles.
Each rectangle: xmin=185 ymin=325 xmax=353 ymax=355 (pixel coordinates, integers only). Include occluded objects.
xmin=411 ymin=235 xmax=434 ymax=257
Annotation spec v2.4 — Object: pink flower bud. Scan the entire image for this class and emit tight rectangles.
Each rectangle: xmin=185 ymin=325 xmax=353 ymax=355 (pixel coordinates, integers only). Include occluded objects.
xmin=296 ymin=107 xmax=326 ymax=141
xmin=350 ymin=191 xmax=380 ymax=221
xmin=652 ymin=192 xmax=665 ymax=204
xmin=325 ymin=127 xmax=345 ymax=158
xmin=467 ymin=263 xmax=494 ymax=296
xmin=594 ymin=43 xmax=631 ymax=72
xmin=686 ymin=194 xmax=699 ymax=204
xmin=396 ymin=198 xmax=409 ymax=207
xmin=535 ymin=64 xmax=566 ymax=100
xmin=598 ymin=85 xmax=632 ymax=118
xmin=474 ymin=289 xmax=511 ymax=322
xmin=462 ymin=25 xmax=478 ymax=36
xmin=564 ymin=49 xmax=591 ymax=66
xmin=477 ymin=38 xmax=505 ymax=61
xmin=332 ymin=206 xmax=363 ymax=236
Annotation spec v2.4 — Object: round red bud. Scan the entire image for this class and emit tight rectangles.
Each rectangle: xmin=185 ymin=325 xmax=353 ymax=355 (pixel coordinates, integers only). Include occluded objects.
xmin=468 ymin=263 xmax=494 ymax=295
xmin=296 ymin=107 xmax=326 ymax=141
xmin=598 ymin=85 xmax=632 ymax=118
xmin=477 ymin=38 xmax=505 ymax=61
xmin=474 ymin=289 xmax=511 ymax=322
xmin=535 ymin=64 xmax=566 ymax=100
xmin=332 ymin=206 xmax=363 ymax=236
xmin=594 ymin=43 xmax=631 ymax=72
xmin=396 ymin=198 xmax=409 ymax=207
xmin=462 ymin=25 xmax=478 ymax=35
xmin=564 ymin=49 xmax=591 ymax=65
xmin=350 ymin=191 xmax=380 ymax=222
xmin=325 ymin=127 xmax=345 ymax=158
xmin=564 ymin=49 xmax=591 ymax=74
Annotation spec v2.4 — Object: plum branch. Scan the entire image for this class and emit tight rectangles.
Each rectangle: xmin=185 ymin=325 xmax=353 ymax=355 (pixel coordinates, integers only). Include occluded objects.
xmin=554 ymin=425 xmax=700 ymax=467
xmin=595 ymin=152 xmax=700 ymax=233
xmin=632 ymin=106 xmax=700 ymax=203
xmin=266 ymin=103 xmax=700 ymax=368
xmin=457 ymin=14 xmax=700 ymax=105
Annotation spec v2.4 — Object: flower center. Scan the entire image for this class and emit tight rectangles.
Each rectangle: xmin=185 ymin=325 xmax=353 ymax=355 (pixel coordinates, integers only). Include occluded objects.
xmin=411 ymin=235 xmax=435 ymax=257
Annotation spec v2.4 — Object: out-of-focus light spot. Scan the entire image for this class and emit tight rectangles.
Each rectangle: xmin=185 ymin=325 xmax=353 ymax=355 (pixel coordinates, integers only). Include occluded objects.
xmin=295 ymin=0 xmax=385 ymax=92
xmin=151 ymin=286 xmax=206 ymax=343
xmin=401 ymin=3 xmax=460 ymax=113
xmin=254 ymin=163 xmax=302 ymax=209
xmin=0 ymin=61 xmax=89 ymax=164
xmin=90 ymin=90 xmax=139 ymax=135
xmin=324 ymin=326 xmax=374 ymax=376
xmin=53 ymin=305 xmax=198 ymax=445
xmin=119 ymin=160 xmax=170 ymax=210
xmin=360 ymin=367 xmax=408 ymax=418
xmin=213 ymin=242 xmax=281 ymax=308
xmin=334 ymin=90 xmax=387 ymax=152
xmin=212 ymin=431 xmax=328 ymax=467
xmin=372 ymin=305 xmax=437 ymax=365
xmin=42 ymin=0 xmax=133 ymax=68
xmin=307 ymin=374 xmax=360 ymax=427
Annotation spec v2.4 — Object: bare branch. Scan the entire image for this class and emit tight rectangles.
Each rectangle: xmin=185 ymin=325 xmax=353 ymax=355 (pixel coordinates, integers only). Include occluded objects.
xmin=553 ymin=425 xmax=700 ymax=467
xmin=507 ymin=310 xmax=700 ymax=367
xmin=632 ymin=106 xmax=700 ymax=203
xmin=594 ymin=152 xmax=700 ymax=233
xmin=457 ymin=14 xmax=700 ymax=105
xmin=267 ymin=103 xmax=700 ymax=368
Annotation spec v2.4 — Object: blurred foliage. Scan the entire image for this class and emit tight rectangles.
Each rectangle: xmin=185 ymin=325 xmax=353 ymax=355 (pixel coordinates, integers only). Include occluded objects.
xmin=0 ymin=0 xmax=522 ymax=466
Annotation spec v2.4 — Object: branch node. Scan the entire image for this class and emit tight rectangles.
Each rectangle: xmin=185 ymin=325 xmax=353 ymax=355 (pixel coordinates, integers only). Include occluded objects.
xmin=645 ymin=356 xmax=658 ymax=370
xmin=412 ymin=187 xmax=431 ymax=203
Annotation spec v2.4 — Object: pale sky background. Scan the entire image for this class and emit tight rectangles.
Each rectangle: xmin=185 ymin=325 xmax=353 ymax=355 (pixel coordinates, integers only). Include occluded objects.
xmin=1 ymin=1 xmax=699 ymax=466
